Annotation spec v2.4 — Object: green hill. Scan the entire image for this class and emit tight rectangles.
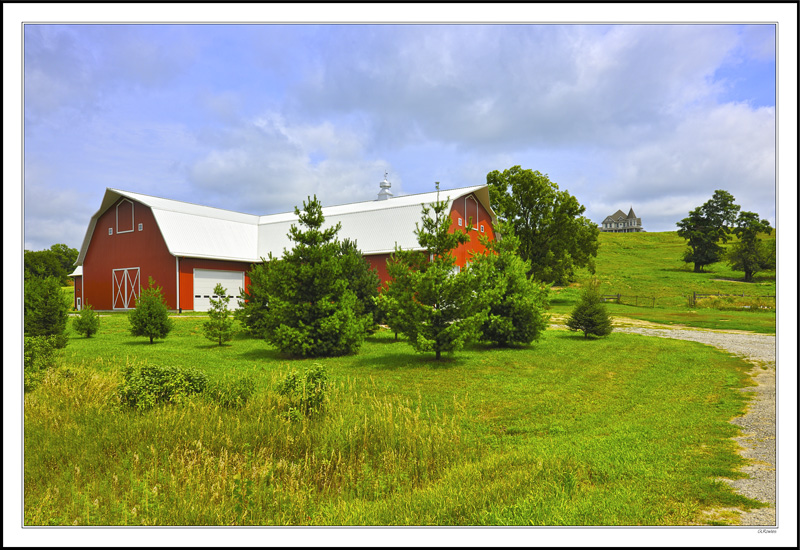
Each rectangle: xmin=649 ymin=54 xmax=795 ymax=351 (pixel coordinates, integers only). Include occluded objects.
xmin=550 ymin=231 xmax=776 ymax=333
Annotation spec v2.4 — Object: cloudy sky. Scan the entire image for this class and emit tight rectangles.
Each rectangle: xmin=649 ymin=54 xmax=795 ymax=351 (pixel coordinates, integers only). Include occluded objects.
xmin=16 ymin=12 xmax=786 ymax=253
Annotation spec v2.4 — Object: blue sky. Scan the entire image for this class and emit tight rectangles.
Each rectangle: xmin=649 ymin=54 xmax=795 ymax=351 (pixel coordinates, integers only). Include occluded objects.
xmin=17 ymin=17 xmax=783 ymax=252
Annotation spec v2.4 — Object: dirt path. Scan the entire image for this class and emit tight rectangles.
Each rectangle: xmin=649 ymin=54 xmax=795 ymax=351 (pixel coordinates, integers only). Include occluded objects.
xmin=551 ymin=316 xmax=777 ymax=526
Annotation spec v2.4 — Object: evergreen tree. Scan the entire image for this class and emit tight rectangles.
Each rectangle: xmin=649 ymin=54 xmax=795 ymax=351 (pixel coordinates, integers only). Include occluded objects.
xmin=129 ymin=277 xmax=174 ymax=344
xmin=236 ymin=255 xmax=275 ymax=338
xmin=24 ymin=275 xmax=70 ymax=347
xmin=338 ymin=238 xmax=381 ymax=327
xmin=566 ymin=280 xmax=613 ymax=338
xmin=726 ymin=211 xmax=774 ymax=282
xmin=73 ymin=303 xmax=100 ymax=338
xmin=472 ymin=222 xmax=550 ymax=346
xmin=203 ymin=283 xmax=236 ymax=345
xmin=259 ymin=196 xmax=371 ymax=357
xmin=381 ymin=183 xmax=487 ymax=360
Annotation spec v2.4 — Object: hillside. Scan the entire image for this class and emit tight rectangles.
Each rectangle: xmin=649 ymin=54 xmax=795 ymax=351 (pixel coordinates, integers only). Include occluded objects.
xmin=550 ymin=231 xmax=776 ymax=332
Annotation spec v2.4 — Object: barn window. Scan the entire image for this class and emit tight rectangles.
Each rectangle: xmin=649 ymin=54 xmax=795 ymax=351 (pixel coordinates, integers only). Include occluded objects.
xmin=465 ymin=196 xmax=479 ymax=230
xmin=138 ymin=223 xmax=143 ymax=231
xmin=116 ymin=199 xmax=134 ymax=234
xmin=108 ymin=227 xmax=113 ymax=235
xmin=480 ymin=224 xmax=485 ymax=233
xmin=458 ymin=218 xmax=463 ymax=227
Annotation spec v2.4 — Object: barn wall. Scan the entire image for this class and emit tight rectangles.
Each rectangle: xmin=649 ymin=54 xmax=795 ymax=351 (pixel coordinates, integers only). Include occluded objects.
xmin=82 ymin=198 xmax=177 ymax=310
xmin=178 ymin=258 xmax=253 ymax=311
xmin=365 ymin=253 xmax=393 ymax=287
xmin=73 ymin=276 xmax=82 ymax=310
xmin=449 ymin=194 xmax=495 ymax=266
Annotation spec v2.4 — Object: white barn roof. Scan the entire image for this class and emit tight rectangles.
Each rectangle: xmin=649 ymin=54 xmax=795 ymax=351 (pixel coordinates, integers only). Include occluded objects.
xmin=75 ymin=185 xmax=495 ymax=266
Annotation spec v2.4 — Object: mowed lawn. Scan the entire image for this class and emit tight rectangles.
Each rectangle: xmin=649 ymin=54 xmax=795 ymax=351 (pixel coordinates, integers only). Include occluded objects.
xmin=24 ymin=313 xmax=766 ymax=526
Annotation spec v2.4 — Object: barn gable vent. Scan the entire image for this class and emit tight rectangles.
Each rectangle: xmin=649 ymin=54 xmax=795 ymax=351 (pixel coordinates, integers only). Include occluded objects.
xmin=377 ymin=172 xmax=393 ymax=201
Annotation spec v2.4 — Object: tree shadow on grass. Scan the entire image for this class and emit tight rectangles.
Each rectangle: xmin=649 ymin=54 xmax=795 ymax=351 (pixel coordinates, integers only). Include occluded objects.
xmin=124 ymin=339 xmax=169 ymax=346
xmin=353 ymin=351 xmax=465 ymax=371
xmin=239 ymin=348 xmax=285 ymax=362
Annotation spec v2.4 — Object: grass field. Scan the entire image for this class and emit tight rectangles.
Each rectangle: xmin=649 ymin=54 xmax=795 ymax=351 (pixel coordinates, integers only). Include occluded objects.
xmin=27 ymin=231 xmax=777 ymax=527
xmin=24 ymin=312 xmax=767 ymax=526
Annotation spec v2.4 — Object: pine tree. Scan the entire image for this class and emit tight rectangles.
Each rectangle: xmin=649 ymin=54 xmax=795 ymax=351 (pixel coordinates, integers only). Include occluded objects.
xmin=73 ymin=303 xmax=101 ymax=338
xmin=129 ymin=277 xmax=174 ymax=344
xmin=566 ymin=280 xmax=613 ymax=338
xmin=472 ymin=222 xmax=550 ymax=346
xmin=258 ymin=196 xmax=371 ymax=357
xmin=24 ymin=275 xmax=70 ymax=348
xmin=381 ymin=183 xmax=487 ymax=360
xmin=203 ymin=283 xmax=236 ymax=345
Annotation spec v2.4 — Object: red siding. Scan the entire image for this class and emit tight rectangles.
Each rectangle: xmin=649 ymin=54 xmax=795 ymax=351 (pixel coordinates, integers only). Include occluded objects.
xmin=365 ymin=253 xmax=393 ymax=288
xmin=449 ymin=194 xmax=495 ymax=266
xmin=73 ymin=276 xmax=82 ymax=310
xmin=82 ymin=198 xmax=176 ymax=310
xmin=178 ymin=258 xmax=253 ymax=311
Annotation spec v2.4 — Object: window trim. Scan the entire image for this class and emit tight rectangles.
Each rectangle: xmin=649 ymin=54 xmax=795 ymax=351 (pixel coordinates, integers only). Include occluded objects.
xmin=116 ymin=199 xmax=135 ymax=234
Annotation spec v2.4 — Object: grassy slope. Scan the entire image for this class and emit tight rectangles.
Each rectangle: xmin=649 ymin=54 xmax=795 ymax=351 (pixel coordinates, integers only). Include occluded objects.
xmin=550 ymin=231 xmax=776 ymax=333
xmin=24 ymin=314 xmax=765 ymax=526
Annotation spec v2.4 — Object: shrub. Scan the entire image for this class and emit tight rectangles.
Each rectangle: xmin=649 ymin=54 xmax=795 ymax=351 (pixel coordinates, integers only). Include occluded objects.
xmin=118 ymin=362 xmax=208 ymax=410
xmin=276 ymin=363 xmax=328 ymax=419
xmin=566 ymin=280 xmax=613 ymax=338
xmin=24 ymin=335 xmax=59 ymax=392
xmin=205 ymin=375 xmax=256 ymax=408
xmin=129 ymin=277 xmax=174 ymax=344
xmin=73 ymin=303 xmax=100 ymax=338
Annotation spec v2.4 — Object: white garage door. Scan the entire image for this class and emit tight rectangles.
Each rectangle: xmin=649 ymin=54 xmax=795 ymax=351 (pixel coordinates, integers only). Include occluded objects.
xmin=193 ymin=269 xmax=244 ymax=312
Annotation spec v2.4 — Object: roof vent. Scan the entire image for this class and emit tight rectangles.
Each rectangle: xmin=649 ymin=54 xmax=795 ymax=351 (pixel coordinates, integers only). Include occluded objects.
xmin=377 ymin=172 xmax=393 ymax=201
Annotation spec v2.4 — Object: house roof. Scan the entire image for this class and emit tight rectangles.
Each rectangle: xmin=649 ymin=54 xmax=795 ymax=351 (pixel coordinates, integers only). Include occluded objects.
xmin=603 ymin=207 xmax=639 ymax=222
xmin=75 ymin=185 xmax=495 ymax=265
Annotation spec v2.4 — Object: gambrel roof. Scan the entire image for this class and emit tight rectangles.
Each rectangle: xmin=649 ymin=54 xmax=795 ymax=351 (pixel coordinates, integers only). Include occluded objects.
xmin=75 ymin=185 xmax=496 ymax=265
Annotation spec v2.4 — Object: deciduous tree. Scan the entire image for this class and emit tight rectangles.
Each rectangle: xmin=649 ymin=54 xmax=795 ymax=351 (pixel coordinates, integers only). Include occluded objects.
xmin=486 ymin=166 xmax=599 ymax=285
xmin=726 ymin=211 xmax=774 ymax=282
xmin=676 ymin=190 xmax=740 ymax=272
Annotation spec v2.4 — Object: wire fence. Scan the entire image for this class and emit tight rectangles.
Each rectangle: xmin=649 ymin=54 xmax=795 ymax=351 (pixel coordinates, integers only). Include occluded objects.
xmin=600 ymin=294 xmax=656 ymax=308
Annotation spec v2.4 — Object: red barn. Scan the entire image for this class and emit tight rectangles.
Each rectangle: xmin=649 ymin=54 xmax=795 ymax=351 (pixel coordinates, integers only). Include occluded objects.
xmin=71 ymin=182 xmax=497 ymax=311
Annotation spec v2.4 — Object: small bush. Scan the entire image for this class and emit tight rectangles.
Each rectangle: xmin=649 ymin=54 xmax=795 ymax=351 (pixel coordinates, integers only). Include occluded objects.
xmin=73 ymin=303 xmax=100 ymax=338
xmin=276 ymin=363 xmax=328 ymax=418
xmin=205 ymin=375 xmax=256 ymax=408
xmin=118 ymin=362 xmax=208 ymax=410
xmin=24 ymin=335 xmax=59 ymax=392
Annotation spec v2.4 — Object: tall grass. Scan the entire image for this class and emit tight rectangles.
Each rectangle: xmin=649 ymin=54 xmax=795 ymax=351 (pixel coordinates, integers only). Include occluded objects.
xmin=24 ymin=316 xmax=766 ymax=525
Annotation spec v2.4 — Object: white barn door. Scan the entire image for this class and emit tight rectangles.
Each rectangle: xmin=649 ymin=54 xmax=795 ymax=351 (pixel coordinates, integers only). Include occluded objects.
xmin=193 ymin=269 xmax=244 ymax=312
xmin=112 ymin=267 xmax=140 ymax=309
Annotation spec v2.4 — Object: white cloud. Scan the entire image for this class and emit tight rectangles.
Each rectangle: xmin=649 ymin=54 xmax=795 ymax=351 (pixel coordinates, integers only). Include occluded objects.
xmin=188 ymin=113 xmax=394 ymax=214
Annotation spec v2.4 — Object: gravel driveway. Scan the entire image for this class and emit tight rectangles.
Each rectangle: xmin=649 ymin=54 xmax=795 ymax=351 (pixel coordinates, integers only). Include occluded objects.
xmin=613 ymin=324 xmax=777 ymax=526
